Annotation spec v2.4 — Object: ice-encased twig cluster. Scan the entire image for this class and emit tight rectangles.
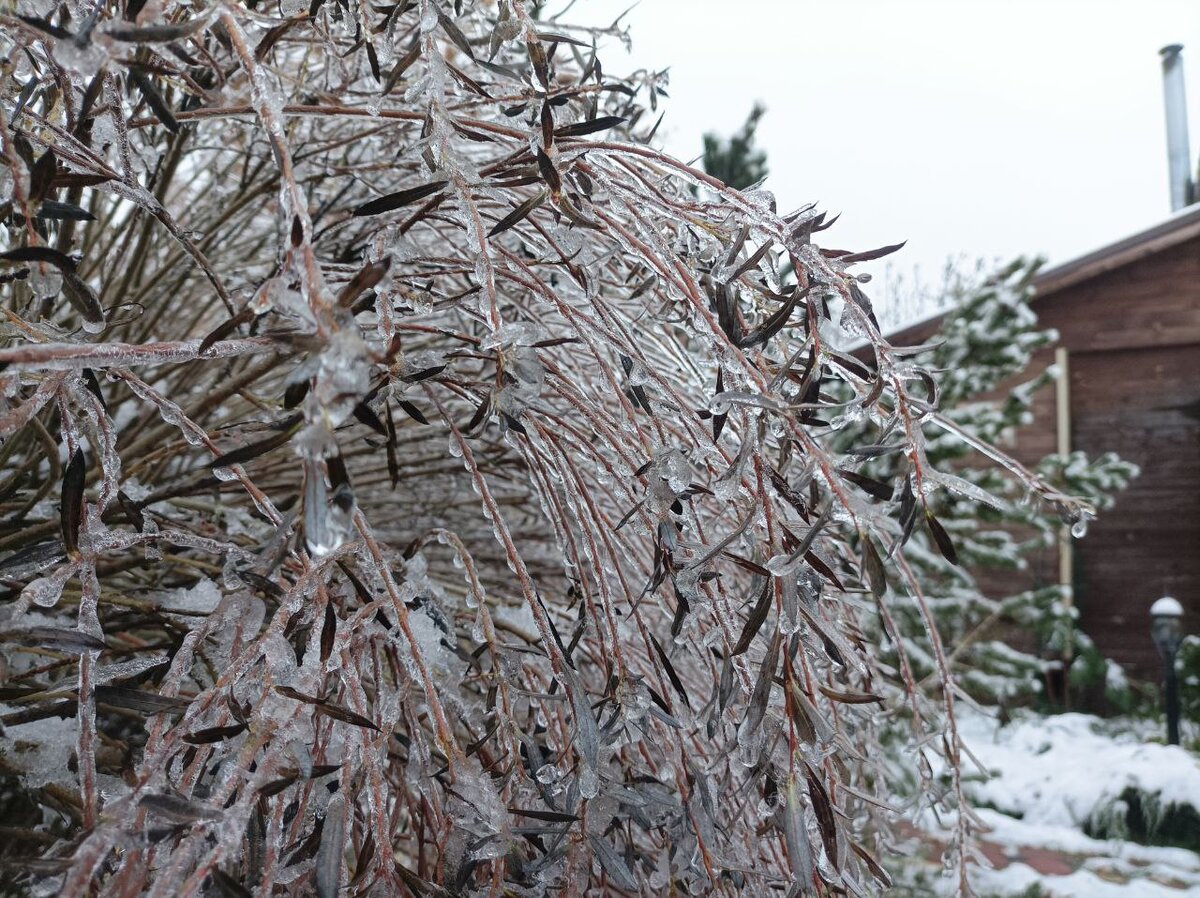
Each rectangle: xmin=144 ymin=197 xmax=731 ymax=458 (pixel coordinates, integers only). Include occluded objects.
xmin=0 ymin=1 xmax=1093 ymax=895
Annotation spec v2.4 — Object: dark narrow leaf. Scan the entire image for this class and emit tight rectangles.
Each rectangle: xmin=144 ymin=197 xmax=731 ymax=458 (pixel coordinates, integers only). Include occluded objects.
xmin=535 ymin=148 xmax=561 ymax=196
xmin=182 ymin=723 xmax=248 ymax=744
xmin=290 ymin=214 xmax=303 ymax=247
xmin=742 ymin=631 xmax=781 ymax=739
xmin=397 ymin=400 xmax=428 ymax=425
xmin=712 ymin=368 xmax=727 ymax=441
xmin=670 ymin=587 xmax=690 ymax=638
xmin=530 ymin=336 xmax=581 ymax=348
xmin=850 ymin=841 xmax=893 ymax=888
xmin=784 ymin=775 xmax=816 ymax=887
xmin=2 ymin=626 xmax=106 ymax=653
xmin=721 ymin=552 xmax=769 ymax=577
xmin=587 ymin=835 xmax=637 ymax=891
xmin=254 ymin=17 xmax=303 ymax=61
xmin=487 ymin=189 xmax=547 ymax=238
xmin=847 ymin=443 xmax=904 ymax=459
xmin=816 ymin=684 xmax=883 ymax=705
xmin=284 ymin=379 xmax=310 ymax=409
xmin=383 ymin=402 xmax=400 ymax=488
xmin=239 ymin=570 xmax=286 ymax=601
xmin=336 ymin=256 xmax=391 ymax=307
xmin=848 ymin=280 xmax=881 ymax=331
xmin=535 ymin=30 xmax=590 ymax=47
xmin=836 ymin=468 xmax=893 ymax=502
xmin=320 ymin=601 xmax=336 ymax=663
xmin=540 ymin=102 xmax=554 ymax=151
xmin=226 ymin=691 xmax=249 ymax=725
xmin=62 ymin=270 xmax=106 ymax=329
xmin=349 ymin=831 xmax=376 ymax=887
xmin=805 ymin=550 xmax=844 ymax=591
xmin=436 ymin=9 xmax=475 ymax=59
xmin=117 ymin=489 xmax=145 ymax=531
xmin=139 ymin=793 xmax=222 ymax=823
xmin=897 ymin=476 xmax=919 ymax=549
xmin=36 ymin=200 xmax=95 ymax=221
xmin=95 ymin=686 xmax=185 ymax=714
xmin=365 ymin=40 xmax=382 ymax=82
xmin=768 ymin=465 xmax=808 ymax=518
xmin=81 ymin=368 xmax=105 ymax=408
xmin=804 ymin=761 xmax=839 ymax=868
xmin=500 ymin=412 xmax=527 ymax=436
xmin=273 ymin=686 xmax=321 ymax=710
xmin=211 ymin=421 xmax=299 ymax=469
xmin=838 ymin=241 xmax=906 ymax=264
xmin=353 ymin=402 xmax=388 ymax=436
xmin=352 ymin=181 xmax=448 ymax=217
xmin=400 ymin=364 xmax=446 ymax=383
xmin=210 ymin=869 xmax=253 ymax=898
xmin=507 ymin=807 xmax=578 ymax=823
xmin=465 ymin=717 xmax=499 ymax=756
xmin=861 ymin=535 xmax=887 ymax=599
xmin=717 ymin=650 xmax=735 ymax=713
xmin=527 ymin=37 xmax=550 ymax=89
xmin=727 ymin=239 xmax=774 ymax=283
xmin=925 ymin=510 xmax=959 ymax=566
xmin=199 ymin=309 xmax=253 ymax=355
xmin=16 ymin=14 xmax=72 ymax=39
xmin=106 ymin=19 xmax=208 ymax=42
xmin=61 ymin=449 xmax=85 ymax=558
xmin=464 ymin=392 xmax=491 ymax=434
xmin=554 ymin=115 xmax=625 ymax=138
xmin=648 ymin=630 xmax=691 ymax=709
xmin=737 ymin=290 xmax=800 ymax=348
xmin=382 ymin=41 xmax=421 ymax=95
xmin=129 ymin=69 xmax=180 ymax=132
xmin=316 ymin=702 xmax=381 ymax=731
xmin=258 ymin=774 xmax=299 ymax=797
xmin=732 ymin=578 xmax=773 ymax=656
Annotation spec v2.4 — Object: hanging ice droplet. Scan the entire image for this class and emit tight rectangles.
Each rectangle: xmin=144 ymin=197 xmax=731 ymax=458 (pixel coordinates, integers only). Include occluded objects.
xmin=1070 ymin=517 xmax=1088 ymax=539
xmin=22 ymin=577 xmax=63 ymax=608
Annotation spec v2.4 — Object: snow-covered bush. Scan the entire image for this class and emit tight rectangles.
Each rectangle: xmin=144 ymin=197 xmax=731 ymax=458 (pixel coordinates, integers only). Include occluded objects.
xmin=840 ymin=259 xmax=1137 ymax=707
xmin=0 ymin=3 xmax=1096 ymax=895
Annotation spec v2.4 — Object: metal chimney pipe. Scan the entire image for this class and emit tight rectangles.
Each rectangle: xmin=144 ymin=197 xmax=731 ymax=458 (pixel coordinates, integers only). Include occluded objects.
xmin=1160 ymin=44 xmax=1193 ymax=211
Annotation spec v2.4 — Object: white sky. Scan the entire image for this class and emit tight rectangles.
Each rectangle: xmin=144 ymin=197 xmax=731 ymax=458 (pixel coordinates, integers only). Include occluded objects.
xmin=568 ymin=0 xmax=1200 ymax=324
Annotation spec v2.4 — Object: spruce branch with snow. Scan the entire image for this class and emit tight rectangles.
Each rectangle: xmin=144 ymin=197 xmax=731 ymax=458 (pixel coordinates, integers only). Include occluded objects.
xmin=0 ymin=4 xmax=1098 ymax=896
xmin=848 ymin=259 xmax=1138 ymax=707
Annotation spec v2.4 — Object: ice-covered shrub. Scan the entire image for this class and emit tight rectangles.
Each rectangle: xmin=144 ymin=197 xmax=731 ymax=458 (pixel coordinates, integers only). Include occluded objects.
xmin=0 ymin=2 xmax=1094 ymax=895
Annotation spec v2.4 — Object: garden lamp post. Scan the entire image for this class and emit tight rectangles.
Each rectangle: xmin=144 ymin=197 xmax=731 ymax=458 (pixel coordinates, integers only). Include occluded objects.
xmin=1150 ymin=596 xmax=1183 ymax=745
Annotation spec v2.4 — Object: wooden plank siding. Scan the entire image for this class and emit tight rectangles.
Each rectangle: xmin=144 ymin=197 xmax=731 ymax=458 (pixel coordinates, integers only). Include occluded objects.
xmin=864 ymin=228 xmax=1200 ymax=679
xmin=1036 ymin=233 xmax=1200 ymax=677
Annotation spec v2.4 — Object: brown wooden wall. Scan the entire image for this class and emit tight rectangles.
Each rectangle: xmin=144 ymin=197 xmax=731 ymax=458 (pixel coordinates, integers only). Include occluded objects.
xmin=874 ymin=235 xmax=1200 ymax=679
xmin=1035 ymin=237 xmax=1200 ymax=677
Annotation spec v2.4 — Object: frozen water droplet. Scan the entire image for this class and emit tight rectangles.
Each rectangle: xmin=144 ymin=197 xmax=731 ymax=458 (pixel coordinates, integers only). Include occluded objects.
xmin=1071 ymin=517 xmax=1088 ymax=538
xmin=22 ymin=577 xmax=62 ymax=608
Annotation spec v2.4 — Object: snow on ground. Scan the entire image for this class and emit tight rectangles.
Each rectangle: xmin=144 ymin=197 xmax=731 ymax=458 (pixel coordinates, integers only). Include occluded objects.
xmin=971 ymin=860 xmax=1200 ymax=898
xmin=957 ymin=710 xmax=1200 ymax=830
xmin=916 ymin=709 xmax=1200 ymax=896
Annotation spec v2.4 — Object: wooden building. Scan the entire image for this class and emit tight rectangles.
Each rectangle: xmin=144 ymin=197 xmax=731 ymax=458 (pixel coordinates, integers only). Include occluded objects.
xmin=883 ymin=205 xmax=1200 ymax=678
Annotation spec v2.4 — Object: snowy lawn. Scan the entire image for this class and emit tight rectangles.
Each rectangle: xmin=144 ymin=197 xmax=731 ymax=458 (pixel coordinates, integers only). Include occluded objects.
xmin=913 ymin=709 xmax=1200 ymax=896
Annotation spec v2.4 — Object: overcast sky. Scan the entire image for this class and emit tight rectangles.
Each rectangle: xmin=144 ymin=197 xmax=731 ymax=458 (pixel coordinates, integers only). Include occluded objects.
xmin=570 ymin=0 xmax=1200 ymax=324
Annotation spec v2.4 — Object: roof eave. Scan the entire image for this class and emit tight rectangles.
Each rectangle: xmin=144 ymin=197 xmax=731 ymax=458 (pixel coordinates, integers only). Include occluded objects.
xmin=1032 ymin=203 xmax=1200 ymax=296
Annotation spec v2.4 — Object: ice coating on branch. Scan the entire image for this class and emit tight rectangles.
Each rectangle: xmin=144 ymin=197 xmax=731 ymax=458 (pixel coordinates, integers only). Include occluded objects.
xmin=0 ymin=4 xmax=1110 ymax=896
